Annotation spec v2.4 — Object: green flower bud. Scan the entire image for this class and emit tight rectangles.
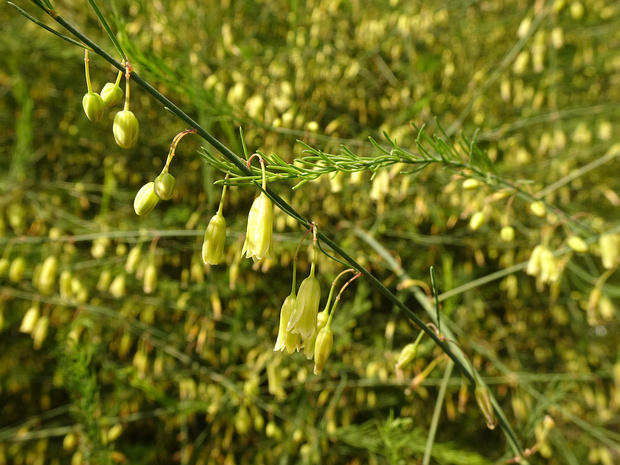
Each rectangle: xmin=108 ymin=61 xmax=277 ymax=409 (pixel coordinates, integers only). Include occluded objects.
xmin=530 ymin=200 xmax=546 ymax=218
xmin=202 ymin=212 xmax=227 ymax=266
xmin=469 ymin=211 xmax=486 ymax=231
xmin=109 ymin=273 xmax=126 ymax=298
xmin=600 ymin=233 xmax=619 ymax=269
xmin=38 ymin=255 xmax=58 ymax=295
xmin=395 ymin=342 xmax=419 ymax=370
xmin=9 ymin=256 xmax=26 ymax=283
xmin=287 ymin=273 xmax=321 ymax=339
xmin=100 ymin=82 xmax=124 ymax=107
xmin=242 ymin=192 xmax=274 ymax=262
xmin=526 ymin=244 xmax=544 ymax=277
xmin=133 ymin=182 xmax=159 ymax=216
xmin=125 ymin=245 xmax=142 ymax=274
xmin=154 ymin=172 xmax=176 ymax=200
xmin=462 ymin=178 xmax=481 ymax=190
xmin=313 ymin=326 xmax=333 ymax=375
xmin=32 ymin=315 xmax=50 ymax=349
xmin=143 ymin=262 xmax=157 ymax=294
xmin=113 ymin=109 xmax=139 ymax=149
xmin=82 ymin=92 xmax=105 ymax=122
xmin=474 ymin=385 xmax=497 ymax=430
xmin=500 ymin=226 xmax=515 ymax=243
xmin=20 ymin=306 xmax=40 ymax=334
xmin=567 ymin=235 xmax=588 ymax=253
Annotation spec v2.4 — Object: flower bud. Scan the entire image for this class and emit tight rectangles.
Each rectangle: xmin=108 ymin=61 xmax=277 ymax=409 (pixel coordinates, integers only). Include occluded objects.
xmin=125 ymin=245 xmax=142 ymax=274
xmin=82 ymin=92 xmax=105 ymax=122
xmin=100 ymin=82 xmax=124 ymax=107
xmin=474 ymin=385 xmax=497 ymax=430
xmin=38 ymin=256 xmax=58 ymax=295
xmin=526 ymin=244 xmax=545 ymax=277
xmin=462 ymin=178 xmax=481 ymax=190
xmin=530 ymin=200 xmax=546 ymax=217
xmin=242 ymin=192 xmax=274 ymax=262
xmin=134 ymin=182 xmax=159 ymax=216
xmin=154 ymin=172 xmax=176 ymax=200
xmin=567 ymin=235 xmax=588 ymax=253
xmin=9 ymin=256 xmax=26 ymax=283
xmin=32 ymin=315 xmax=50 ymax=349
xmin=287 ymin=274 xmax=321 ymax=339
xmin=113 ymin=109 xmax=139 ymax=149
xmin=143 ymin=262 xmax=157 ymax=294
xmin=313 ymin=326 xmax=334 ymax=375
xmin=469 ymin=211 xmax=486 ymax=231
xmin=109 ymin=273 xmax=126 ymax=298
xmin=202 ymin=213 xmax=227 ymax=265
xmin=600 ymin=233 xmax=619 ymax=269
xmin=500 ymin=226 xmax=515 ymax=243
xmin=395 ymin=342 xmax=418 ymax=370
xmin=20 ymin=306 xmax=40 ymax=334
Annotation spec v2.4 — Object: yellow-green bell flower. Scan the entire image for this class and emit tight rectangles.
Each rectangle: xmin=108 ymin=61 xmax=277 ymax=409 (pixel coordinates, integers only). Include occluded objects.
xmin=313 ymin=326 xmax=334 ymax=375
xmin=133 ymin=182 xmax=159 ymax=216
xmin=242 ymin=192 xmax=274 ymax=262
xmin=82 ymin=92 xmax=105 ymax=122
xmin=287 ymin=272 xmax=320 ymax=339
xmin=202 ymin=212 xmax=227 ymax=265
xmin=274 ymin=293 xmax=299 ymax=353
xmin=113 ymin=109 xmax=139 ymax=149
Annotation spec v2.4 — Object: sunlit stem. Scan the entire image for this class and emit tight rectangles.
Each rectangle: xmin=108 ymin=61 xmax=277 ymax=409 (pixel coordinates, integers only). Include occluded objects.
xmin=322 ymin=269 xmax=357 ymax=315
xmin=163 ymin=129 xmax=198 ymax=172
xmin=84 ymin=49 xmax=93 ymax=93
xmin=113 ymin=69 xmax=123 ymax=87
xmin=326 ymin=272 xmax=362 ymax=326
xmin=217 ymin=174 xmax=229 ymax=216
xmin=123 ymin=62 xmax=132 ymax=111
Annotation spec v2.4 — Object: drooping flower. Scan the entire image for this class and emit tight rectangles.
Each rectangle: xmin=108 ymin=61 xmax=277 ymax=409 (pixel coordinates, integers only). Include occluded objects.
xmin=82 ymin=92 xmax=105 ymax=122
xmin=242 ymin=192 xmax=274 ymax=262
xmin=134 ymin=182 xmax=159 ymax=216
xmin=287 ymin=270 xmax=320 ymax=339
xmin=202 ymin=212 xmax=227 ymax=265
xmin=101 ymin=82 xmax=124 ymax=107
xmin=313 ymin=326 xmax=333 ymax=375
xmin=274 ymin=293 xmax=302 ymax=354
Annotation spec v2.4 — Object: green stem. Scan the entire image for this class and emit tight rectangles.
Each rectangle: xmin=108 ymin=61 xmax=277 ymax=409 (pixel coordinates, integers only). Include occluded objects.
xmin=84 ymin=49 xmax=93 ymax=93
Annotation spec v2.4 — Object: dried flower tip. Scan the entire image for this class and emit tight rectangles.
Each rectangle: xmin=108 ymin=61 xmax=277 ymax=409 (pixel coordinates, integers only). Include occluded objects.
xmin=287 ymin=274 xmax=321 ymax=339
xmin=567 ymin=235 xmax=588 ymax=253
xmin=313 ymin=326 xmax=334 ymax=375
xmin=469 ymin=211 xmax=486 ymax=231
xmin=100 ymin=82 xmax=124 ymax=107
xmin=113 ymin=109 xmax=139 ymax=149
xmin=133 ymin=182 xmax=159 ymax=216
xmin=242 ymin=192 xmax=274 ymax=262
xmin=202 ymin=213 xmax=227 ymax=265
xmin=154 ymin=172 xmax=176 ymax=200
xmin=530 ymin=200 xmax=546 ymax=217
xmin=82 ymin=92 xmax=105 ymax=122
xmin=474 ymin=385 xmax=498 ymax=430
xmin=500 ymin=226 xmax=515 ymax=243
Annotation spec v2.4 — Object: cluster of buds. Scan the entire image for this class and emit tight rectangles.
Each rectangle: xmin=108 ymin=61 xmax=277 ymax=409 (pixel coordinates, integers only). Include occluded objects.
xmin=81 ymin=51 xmax=139 ymax=149
xmin=274 ymin=230 xmax=359 ymax=375
xmin=526 ymin=244 xmax=560 ymax=285
xmin=133 ymin=129 xmax=196 ymax=216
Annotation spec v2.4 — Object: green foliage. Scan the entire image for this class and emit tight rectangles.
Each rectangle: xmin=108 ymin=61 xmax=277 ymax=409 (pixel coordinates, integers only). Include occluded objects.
xmin=1 ymin=0 xmax=620 ymax=464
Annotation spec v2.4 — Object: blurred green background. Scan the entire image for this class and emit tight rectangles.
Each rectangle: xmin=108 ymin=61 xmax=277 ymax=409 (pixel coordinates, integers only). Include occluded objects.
xmin=1 ymin=0 xmax=620 ymax=464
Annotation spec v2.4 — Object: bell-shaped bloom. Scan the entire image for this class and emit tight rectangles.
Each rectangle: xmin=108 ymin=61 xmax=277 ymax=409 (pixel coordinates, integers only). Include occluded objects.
xmin=274 ymin=293 xmax=302 ymax=354
xmin=202 ymin=212 xmax=227 ymax=265
xmin=287 ymin=273 xmax=320 ymax=339
xmin=242 ymin=192 xmax=273 ymax=262
xmin=100 ymin=82 xmax=124 ymax=107
xmin=134 ymin=182 xmax=159 ymax=216
xmin=113 ymin=109 xmax=139 ymax=149
xmin=82 ymin=92 xmax=105 ymax=122
xmin=313 ymin=326 xmax=333 ymax=375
